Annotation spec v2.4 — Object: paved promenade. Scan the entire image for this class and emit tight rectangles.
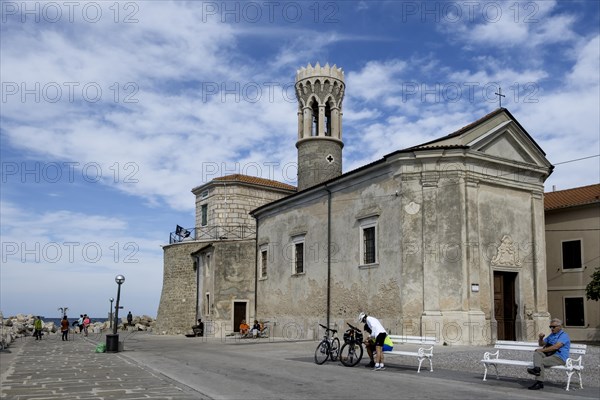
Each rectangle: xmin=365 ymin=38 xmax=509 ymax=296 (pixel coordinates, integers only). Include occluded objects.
xmin=1 ymin=333 xmax=598 ymax=399
xmin=0 ymin=335 xmax=202 ymax=399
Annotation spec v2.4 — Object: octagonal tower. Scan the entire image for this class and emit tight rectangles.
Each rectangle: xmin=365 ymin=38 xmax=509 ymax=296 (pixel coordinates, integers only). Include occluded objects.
xmin=295 ymin=63 xmax=345 ymax=191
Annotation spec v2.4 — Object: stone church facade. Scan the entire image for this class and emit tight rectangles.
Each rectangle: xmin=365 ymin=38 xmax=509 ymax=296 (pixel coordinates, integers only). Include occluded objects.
xmin=157 ymin=63 xmax=554 ymax=344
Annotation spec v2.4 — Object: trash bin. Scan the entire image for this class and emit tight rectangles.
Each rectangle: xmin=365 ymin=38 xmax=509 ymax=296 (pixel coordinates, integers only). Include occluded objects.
xmin=106 ymin=334 xmax=119 ymax=353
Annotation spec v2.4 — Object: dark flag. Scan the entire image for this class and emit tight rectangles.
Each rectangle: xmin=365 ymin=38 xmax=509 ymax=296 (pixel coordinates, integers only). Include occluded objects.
xmin=175 ymin=225 xmax=190 ymax=238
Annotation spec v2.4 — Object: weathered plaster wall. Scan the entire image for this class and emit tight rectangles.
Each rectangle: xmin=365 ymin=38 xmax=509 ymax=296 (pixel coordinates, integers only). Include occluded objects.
xmin=211 ymin=240 xmax=256 ymax=332
xmin=256 ymin=151 xmax=549 ymax=344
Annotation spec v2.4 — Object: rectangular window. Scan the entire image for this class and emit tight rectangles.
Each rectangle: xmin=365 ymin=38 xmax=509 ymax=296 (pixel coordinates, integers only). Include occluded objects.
xmin=359 ymin=216 xmax=378 ymax=266
xmin=295 ymin=242 xmax=304 ymax=274
xmin=201 ymin=190 xmax=209 ymax=199
xmin=290 ymin=235 xmax=305 ymax=275
xmin=260 ymin=248 xmax=268 ymax=279
xmin=201 ymin=204 xmax=208 ymax=226
xmin=363 ymin=227 xmax=376 ymax=264
xmin=564 ymin=297 xmax=585 ymax=326
xmin=205 ymin=293 xmax=210 ymax=316
xmin=562 ymin=240 xmax=582 ymax=270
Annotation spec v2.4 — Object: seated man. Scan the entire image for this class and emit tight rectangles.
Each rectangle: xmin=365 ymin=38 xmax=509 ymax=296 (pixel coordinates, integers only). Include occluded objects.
xmin=526 ymin=318 xmax=571 ymax=390
xmin=239 ymin=320 xmax=250 ymax=337
xmin=192 ymin=318 xmax=204 ymax=337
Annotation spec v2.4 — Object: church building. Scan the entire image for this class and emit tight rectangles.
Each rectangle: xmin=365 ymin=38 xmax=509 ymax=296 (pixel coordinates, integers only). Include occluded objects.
xmin=157 ymin=63 xmax=554 ymax=344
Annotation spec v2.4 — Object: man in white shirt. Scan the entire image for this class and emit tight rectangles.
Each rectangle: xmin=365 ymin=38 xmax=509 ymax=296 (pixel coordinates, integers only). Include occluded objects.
xmin=358 ymin=312 xmax=388 ymax=370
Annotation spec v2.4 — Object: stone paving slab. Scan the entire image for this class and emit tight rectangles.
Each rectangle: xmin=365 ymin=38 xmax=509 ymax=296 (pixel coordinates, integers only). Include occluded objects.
xmin=0 ymin=337 xmax=207 ymax=399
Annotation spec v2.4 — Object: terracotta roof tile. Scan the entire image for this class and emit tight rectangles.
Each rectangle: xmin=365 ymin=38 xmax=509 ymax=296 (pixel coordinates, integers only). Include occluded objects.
xmin=544 ymin=184 xmax=600 ymax=210
xmin=213 ymin=174 xmax=296 ymax=191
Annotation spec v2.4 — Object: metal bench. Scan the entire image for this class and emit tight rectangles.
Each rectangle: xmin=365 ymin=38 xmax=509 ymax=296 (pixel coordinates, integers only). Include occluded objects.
xmin=481 ymin=340 xmax=587 ymax=391
xmin=385 ymin=335 xmax=437 ymax=373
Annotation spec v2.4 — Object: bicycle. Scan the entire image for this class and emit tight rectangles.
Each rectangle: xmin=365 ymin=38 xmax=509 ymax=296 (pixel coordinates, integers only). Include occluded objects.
xmin=314 ymin=323 xmax=340 ymax=364
xmin=339 ymin=322 xmax=364 ymax=367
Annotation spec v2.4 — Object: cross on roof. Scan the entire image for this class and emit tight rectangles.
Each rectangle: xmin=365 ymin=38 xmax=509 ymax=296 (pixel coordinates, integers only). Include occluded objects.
xmin=494 ymin=87 xmax=506 ymax=108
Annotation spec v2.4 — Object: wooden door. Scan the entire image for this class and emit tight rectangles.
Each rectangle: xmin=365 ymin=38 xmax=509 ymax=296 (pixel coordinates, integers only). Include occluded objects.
xmin=233 ymin=301 xmax=246 ymax=333
xmin=493 ymin=271 xmax=517 ymax=340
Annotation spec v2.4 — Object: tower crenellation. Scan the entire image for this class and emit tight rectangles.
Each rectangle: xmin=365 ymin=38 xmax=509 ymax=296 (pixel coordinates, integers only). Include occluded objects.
xmin=295 ymin=62 xmax=345 ymax=191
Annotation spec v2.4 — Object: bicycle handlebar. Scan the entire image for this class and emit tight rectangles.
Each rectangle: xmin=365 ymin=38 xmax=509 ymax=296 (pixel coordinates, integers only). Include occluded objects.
xmin=346 ymin=322 xmax=361 ymax=332
xmin=319 ymin=323 xmax=337 ymax=334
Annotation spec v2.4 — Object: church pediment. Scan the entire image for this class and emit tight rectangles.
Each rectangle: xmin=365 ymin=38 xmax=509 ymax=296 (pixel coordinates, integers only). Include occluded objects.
xmin=400 ymin=109 xmax=552 ymax=171
xmin=470 ymin=127 xmax=539 ymax=165
xmin=463 ymin=112 xmax=550 ymax=169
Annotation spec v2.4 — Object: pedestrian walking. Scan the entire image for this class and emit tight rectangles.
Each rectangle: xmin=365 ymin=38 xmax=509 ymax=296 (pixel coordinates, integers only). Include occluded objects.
xmin=33 ymin=316 xmax=43 ymax=340
xmin=61 ymin=315 xmax=69 ymax=341
xmin=83 ymin=314 xmax=91 ymax=336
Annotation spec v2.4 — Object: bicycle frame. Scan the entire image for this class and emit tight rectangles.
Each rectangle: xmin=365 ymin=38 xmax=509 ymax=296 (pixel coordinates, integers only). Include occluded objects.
xmin=314 ymin=323 xmax=340 ymax=364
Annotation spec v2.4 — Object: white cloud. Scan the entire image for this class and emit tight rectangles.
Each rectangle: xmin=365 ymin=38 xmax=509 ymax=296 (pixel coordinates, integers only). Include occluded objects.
xmin=346 ymin=60 xmax=407 ymax=101
xmin=439 ymin=0 xmax=577 ymax=50
xmin=566 ymin=35 xmax=600 ymax=88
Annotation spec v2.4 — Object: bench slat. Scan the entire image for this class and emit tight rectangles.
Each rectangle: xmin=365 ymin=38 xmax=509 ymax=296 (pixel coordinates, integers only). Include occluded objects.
xmin=494 ymin=344 xmax=587 ymax=355
xmin=495 ymin=341 xmax=586 ymax=350
xmin=388 ymin=335 xmax=436 ymax=345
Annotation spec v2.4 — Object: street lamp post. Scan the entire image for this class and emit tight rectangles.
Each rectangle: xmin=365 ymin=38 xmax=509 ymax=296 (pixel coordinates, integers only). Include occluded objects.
xmin=109 ymin=298 xmax=114 ymax=329
xmin=106 ymin=275 xmax=125 ymax=353
xmin=113 ymin=275 xmax=125 ymax=334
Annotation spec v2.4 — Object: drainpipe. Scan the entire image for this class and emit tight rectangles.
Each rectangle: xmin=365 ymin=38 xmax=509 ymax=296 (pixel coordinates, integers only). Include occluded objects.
xmin=325 ymin=186 xmax=332 ymax=328
xmin=195 ymin=255 xmax=200 ymax=320
xmin=253 ymin=216 xmax=259 ymax=317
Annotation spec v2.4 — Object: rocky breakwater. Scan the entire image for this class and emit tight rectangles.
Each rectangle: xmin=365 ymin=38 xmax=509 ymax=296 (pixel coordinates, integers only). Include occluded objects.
xmin=119 ymin=315 xmax=156 ymax=332
xmin=0 ymin=312 xmax=156 ymax=349
xmin=0 ymin=313 xmax=56 ymax=348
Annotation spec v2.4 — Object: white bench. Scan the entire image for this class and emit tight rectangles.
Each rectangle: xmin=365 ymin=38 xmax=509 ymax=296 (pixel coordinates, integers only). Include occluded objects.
xmin=481 ymin=340 xmax=587 ymax=391
xmin=384 ymin=335 xmax=437 ymax=373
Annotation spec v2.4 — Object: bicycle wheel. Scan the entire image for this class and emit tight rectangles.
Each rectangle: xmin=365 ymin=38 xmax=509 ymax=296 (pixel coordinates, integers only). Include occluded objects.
xmin=339 ymin=342 xmax=363 ymax=367
xmin=314 ymin=339 xmax=330 ymax=364
xmin=329 ymin=337 xmax=340 ymax=361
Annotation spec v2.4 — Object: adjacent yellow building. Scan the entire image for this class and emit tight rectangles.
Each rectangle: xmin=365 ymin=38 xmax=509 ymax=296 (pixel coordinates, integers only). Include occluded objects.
xmin=545 ymin=184 xmax=600 ymax=341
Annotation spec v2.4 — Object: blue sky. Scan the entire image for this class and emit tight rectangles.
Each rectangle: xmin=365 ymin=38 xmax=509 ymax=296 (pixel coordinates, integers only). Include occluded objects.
xmin=1 ymin=0 xmax=599 ymax=318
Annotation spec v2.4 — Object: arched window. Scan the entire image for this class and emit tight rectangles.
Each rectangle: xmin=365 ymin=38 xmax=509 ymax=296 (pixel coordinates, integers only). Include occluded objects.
xmin=324 ymin=100 xmax=333 ymax=136
xmin=311 ymin=100 xmax=319 ymax=136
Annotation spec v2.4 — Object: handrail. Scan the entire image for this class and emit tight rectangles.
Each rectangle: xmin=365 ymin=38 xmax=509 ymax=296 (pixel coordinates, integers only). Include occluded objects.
xmin=169 ymin=225 xmax=256 ymax=244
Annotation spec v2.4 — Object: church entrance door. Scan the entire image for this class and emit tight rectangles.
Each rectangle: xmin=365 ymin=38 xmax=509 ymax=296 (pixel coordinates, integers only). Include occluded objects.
xmin=233 ymin=301 xmax=247 ymax=333
xmin=493 ymin=271 xmax=517 ymax=340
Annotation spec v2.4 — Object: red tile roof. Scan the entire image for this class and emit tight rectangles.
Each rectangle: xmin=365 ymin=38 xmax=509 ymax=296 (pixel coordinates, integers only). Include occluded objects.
xmin=213 ymin=174 xmax=296 ymax=191
xmin=544 ymin=184 xmax=600 ymax=210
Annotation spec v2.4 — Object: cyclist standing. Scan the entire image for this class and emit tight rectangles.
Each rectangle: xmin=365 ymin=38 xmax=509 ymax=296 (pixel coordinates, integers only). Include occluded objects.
xmin=358 ymin=312 xmax=388 ymax=371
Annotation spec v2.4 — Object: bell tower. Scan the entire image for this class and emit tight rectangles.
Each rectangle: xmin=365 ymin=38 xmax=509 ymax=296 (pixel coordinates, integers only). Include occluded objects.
xmin=295 ymin=63 xmax=345 ymax=191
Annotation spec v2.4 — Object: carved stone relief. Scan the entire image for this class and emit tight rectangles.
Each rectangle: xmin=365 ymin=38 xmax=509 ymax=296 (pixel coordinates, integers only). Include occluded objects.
xmin=491 ymin=234 xmax=522 ymax=267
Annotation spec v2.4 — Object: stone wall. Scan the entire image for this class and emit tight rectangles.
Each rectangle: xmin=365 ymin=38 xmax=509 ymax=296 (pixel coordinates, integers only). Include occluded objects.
xmin=155 ymin=241 xmax=203 ymax=335
xmin=195 ymin=182 xmax=294 ymax=229
xmin=297 ymin=138 xmax=342 ymax=191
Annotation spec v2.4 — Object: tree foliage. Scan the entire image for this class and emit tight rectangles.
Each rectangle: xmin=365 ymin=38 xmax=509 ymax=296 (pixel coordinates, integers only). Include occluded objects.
xmin=586 ymin=267 xmax=600 ymax=301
